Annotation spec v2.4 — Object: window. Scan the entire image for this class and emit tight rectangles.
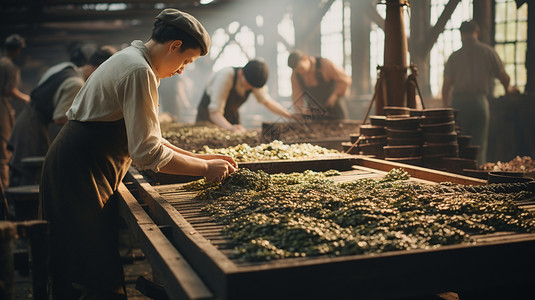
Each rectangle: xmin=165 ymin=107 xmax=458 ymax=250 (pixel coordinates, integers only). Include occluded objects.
xmin=210 ymin=22 xmax=256 ymax=72
xmin=277 ymin=13 xmax=295 ymax=97
xmin=494 ymin=0 xmax=527 ymax=94
xmin=429 ymin=0 xmax=473 ymax=97
xmin=321 ymin=0 xmax=352 ymax=76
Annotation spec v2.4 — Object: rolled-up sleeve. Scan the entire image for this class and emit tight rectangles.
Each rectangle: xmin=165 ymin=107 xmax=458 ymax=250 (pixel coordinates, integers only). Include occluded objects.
xmin=118 ymin=68 xmax=174 ymax=172
xmin=52 ymin=76 xmax=84 ymax=121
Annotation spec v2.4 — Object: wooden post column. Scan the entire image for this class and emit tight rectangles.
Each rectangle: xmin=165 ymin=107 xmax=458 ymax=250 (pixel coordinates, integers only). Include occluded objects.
xmin=379 ymin=0 xmax=409 ymax=113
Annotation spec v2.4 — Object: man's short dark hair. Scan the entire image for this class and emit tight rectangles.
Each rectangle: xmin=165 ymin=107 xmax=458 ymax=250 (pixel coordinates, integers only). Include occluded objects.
xmin=4 ymin=34 xmax=26 ymax=51
xmin=67 ymin=42 xmax=89 ymax=67
xmin=151 ymin=19 xmax=201 ymax=52
xmin=460 ymin=21 xmax=479 ymax=34
xmin=88 ymin=47 xmax=115 ymax=66
xmin=288 ymin=50 xmax=304 ymax=69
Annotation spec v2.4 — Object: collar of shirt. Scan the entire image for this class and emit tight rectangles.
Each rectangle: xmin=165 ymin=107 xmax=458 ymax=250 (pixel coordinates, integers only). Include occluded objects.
xmin=461 ymin=37 xmax=479 ymax=46
xmin=130 ymin=40 xmax=160 ymax=81
xmin=38 ymin=62 xmax=78 ymax=85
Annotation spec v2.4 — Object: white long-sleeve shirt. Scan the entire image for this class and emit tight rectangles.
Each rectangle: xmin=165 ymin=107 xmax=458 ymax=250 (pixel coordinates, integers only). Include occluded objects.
xmin=205 ymin=66 xmax=271 ymax=113
xmin=67 ymin=40 xmax=174 ymax=172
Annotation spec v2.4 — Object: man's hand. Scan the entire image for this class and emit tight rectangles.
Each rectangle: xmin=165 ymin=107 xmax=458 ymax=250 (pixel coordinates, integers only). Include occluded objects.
xmin=325 ymin=94 xmax=339 ymax=108
xmin=231 ymin=124 xmax=246 ymax=133
xmin=506 ymin=86 xmax=520 ymax=95
xmin=205 ymin=159 xmax=237 ymax=183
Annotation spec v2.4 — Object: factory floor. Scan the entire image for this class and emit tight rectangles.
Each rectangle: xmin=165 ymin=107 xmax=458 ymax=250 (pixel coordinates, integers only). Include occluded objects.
xmin=12 ymin=229 xmax=154 ymax=299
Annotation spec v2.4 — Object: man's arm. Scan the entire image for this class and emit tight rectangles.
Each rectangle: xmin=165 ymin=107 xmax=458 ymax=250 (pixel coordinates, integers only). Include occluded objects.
xmin=323 ymin=59 xmax=351 ymax=108
xmin=497 ymin=69 xmax=519 ymax=95
xmin=209 ymin=110 xmax=244 ymax=132
xmin=254 ymin=87 xmax=293 ymax=119
xmin=10 ymin=87 xmax=29 ymax=103
xmin=263 ymin=98 xmax=293 ymax=119
xmin=10 ymin=69 xmax=29 ymax=103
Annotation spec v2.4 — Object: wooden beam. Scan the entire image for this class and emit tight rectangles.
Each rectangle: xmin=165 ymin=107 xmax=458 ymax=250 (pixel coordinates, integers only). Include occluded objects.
xmin=473 ymin=0 xmax=493 ymax=45
xmin=355 ymin=156 xmax=487 ymax=185
xmin=365 ymin=1 xmax=385 ymax=31
xmin=0 ymin=0 xmax=203 ymax=7
xmin=301 ymin=0 xmax=336 ymax=46
xmin=423 ymin=0 xmax=461 ymax=54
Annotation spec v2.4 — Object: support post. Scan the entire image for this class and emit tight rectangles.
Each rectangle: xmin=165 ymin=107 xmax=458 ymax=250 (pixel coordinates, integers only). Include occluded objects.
xmin=378 ymin=0 xmax=409 ymax=114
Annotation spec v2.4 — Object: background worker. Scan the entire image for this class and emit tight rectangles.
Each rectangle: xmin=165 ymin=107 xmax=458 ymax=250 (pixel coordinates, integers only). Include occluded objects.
xmin=442 ymin=20 xmax=519 ymax=166
xmin=8 ymin=46 xmax=116 ymax=186
xmin=0 ymin=34 xmax=29 ymax=190
xmin=40 ymin=8 xmax=236 ymax=298
xmin=196 ymin=59 xmax=294 ymax=132
xmin=287 ymin=50 xmax=351 ymax=120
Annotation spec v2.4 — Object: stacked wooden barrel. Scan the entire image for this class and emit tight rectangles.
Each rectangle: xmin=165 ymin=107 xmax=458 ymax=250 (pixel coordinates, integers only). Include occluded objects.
xmin=344 ymin=107 xmax=481 ymax=173
xmin=383 ymin=107 xmax=422 ymax=165
xmin=346 ymin=118 xmax=386 ymax=157
xmin=420 ymin=108 xmax=459 ymax=169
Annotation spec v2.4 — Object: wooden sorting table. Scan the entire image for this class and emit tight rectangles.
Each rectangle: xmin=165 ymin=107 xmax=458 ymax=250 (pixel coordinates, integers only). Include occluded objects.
xmin=118 ymin=156 xmax=535 ymax=300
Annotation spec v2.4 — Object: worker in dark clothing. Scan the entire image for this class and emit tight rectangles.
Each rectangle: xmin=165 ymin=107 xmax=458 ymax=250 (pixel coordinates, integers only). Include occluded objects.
xmin=0 ymin=34 xmax=29 ymax=190
xmin=40 ymin=8 xmax=236 ymax=299
xmin=442 ymin=20 xmax=519 ymax=166
xmin=8 ymin=46 xmax=115 ymax=186
xmin=287 ymin=50 xmax=351 ymax=120
xmin=196 ymin=60 xmax=294 ymax=132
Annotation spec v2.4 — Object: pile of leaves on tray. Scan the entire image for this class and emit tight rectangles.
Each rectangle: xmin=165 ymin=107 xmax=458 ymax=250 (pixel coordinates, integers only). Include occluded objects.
xmin=481 ymin=156 xmax=535 ymax=177
xmin=263 ymin=120 xmax=360 ymax=141
xmin=160 ymin=122 xmax=261 ymax=151
xmin=185 ymin=168 xmax=535 ymax=261
xmin=195 ymin=140 xmax=341 ymax=162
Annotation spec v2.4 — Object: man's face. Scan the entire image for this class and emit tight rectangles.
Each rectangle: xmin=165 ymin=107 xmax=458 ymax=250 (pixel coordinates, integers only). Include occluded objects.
xmin=160 ymin=41 xmax=201 ymax=78
xmin=294 ymin=58 xmax=310 ymax=75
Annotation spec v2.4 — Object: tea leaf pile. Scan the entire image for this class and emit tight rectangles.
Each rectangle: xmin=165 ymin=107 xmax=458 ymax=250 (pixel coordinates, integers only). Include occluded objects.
xmin=161 ymin=122 xmax=261 ymax=151
xmin=195 ymin=140 xmax=340 ymax=162
xmin=186 ymin=168 xmax=535 ymax=261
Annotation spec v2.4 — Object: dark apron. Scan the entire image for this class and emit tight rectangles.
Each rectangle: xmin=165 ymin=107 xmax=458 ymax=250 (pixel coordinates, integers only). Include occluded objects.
xmin=296 ymin=57 xmax=348 ymax=120
xmin=40 ymin=119 xmax=131 ymax=297
xmin=196 ymin=68 xmax=251 ymax=125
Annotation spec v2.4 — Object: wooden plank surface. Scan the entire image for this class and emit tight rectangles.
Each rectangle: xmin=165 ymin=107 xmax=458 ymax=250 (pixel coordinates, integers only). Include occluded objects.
xmin=355 ymin=156 xmax=487 ymax=185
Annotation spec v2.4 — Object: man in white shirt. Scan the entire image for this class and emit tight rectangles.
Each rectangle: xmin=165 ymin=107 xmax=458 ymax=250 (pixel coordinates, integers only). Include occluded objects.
xmin=40 ymin=8 xmax=236 ymax=299
xmin=196 ymin=60 xmax=294 ymax=132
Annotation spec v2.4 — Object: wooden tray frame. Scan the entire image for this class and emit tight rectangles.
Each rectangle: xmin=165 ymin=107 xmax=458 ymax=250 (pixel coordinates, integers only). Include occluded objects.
xmin=118 ymin=157 xmax=534 ymax=300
